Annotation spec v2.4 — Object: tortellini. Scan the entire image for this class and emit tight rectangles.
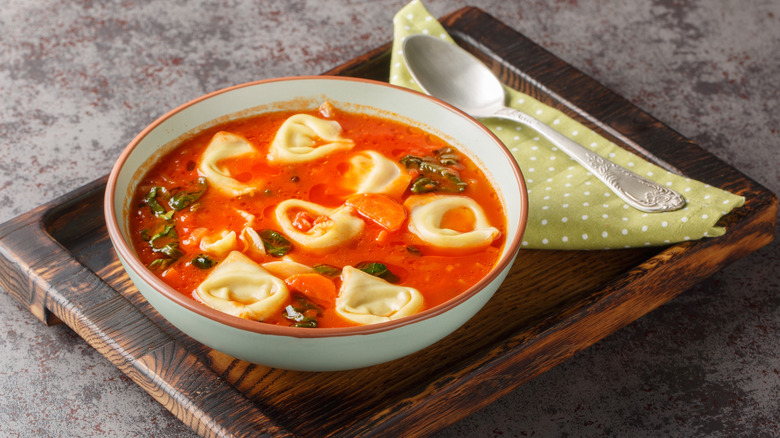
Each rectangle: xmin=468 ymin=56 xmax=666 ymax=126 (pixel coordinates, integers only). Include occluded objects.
xmin=335 ymin=266 xmax=424 ymax=325
xmin=195 ymin=251 xmax=289 ymax=321
xmin=199 ymin=230 xmax=237 ymax=256
xmin=405 ymin=194 xmax=500 ymax=249
xmin=199 ymin=131 xmax=257 ymax=196
xmin=275 ymin=199 xmax=364 ymax=251
xmin=267 ymin=114 xmax=354 ymax=164
xmin=239 ymin=227 xmax=266 ymax=257
xmin=343 ymin=151 xmax=412 ymax=198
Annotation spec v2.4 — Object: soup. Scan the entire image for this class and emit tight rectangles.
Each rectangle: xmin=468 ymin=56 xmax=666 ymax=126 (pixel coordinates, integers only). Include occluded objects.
xmin=129 ymin=102 xmax=506 ymax=328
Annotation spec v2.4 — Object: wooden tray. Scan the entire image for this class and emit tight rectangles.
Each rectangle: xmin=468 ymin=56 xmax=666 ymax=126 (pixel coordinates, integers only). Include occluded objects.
xmin=0 ymin=7 xmax=776 ymax=437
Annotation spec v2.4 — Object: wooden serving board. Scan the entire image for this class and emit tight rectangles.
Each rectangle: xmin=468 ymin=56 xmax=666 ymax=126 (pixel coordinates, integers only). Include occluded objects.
xmin=0 ymin=7 xmax=776 ymax=438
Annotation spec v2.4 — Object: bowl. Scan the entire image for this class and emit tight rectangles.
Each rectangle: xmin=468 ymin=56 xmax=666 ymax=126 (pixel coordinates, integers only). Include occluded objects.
xmin=105 ymin=76 xmax=527 ymax=371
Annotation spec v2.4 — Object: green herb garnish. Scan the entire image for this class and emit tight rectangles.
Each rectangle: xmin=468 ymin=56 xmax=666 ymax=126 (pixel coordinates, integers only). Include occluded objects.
xmin=406 ymin=246 xmax=422 ymax=256
xmin=192 ymin=254 xmax=216 ymax=269
xmin=313 ymin=264 xmax=342 ymax=277
xmin=149 ymin=258 xmax=175 ymax=270
xmin=356 ymin=261 xmax=400 ymax=284
xmin=259 ymin=229 xmax=292 ymax=257
xmin=400 ymin=148 xmax=467 ymax=193
xmin=144 ymin=186 xmax=172 ymax=218
xmin=282 ymin=294 xmax=322 ymax=328
xmin=145 ymin=223 xmax=183 ymax=268
xmin=169 ymin=177 xmax=208 ymax=211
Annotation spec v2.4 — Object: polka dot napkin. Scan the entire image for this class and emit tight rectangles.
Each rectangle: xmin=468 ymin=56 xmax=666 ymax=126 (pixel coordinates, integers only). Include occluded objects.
xmin=390 ymin=0 xmax=744 ymax=250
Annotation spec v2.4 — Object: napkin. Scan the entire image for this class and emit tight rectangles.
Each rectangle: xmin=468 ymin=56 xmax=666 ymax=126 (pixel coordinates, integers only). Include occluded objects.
xmin=390 ymin=0 xmax=745 ymax=250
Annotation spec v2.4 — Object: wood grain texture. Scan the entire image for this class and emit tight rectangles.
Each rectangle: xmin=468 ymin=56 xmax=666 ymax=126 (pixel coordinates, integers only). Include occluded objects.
xmin=0 ymin=7 xmax=775 ymax=438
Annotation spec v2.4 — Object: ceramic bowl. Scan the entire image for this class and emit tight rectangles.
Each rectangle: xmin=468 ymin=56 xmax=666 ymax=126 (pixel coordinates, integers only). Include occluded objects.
xmin=105 ymin=76 xmax=527 ymax=371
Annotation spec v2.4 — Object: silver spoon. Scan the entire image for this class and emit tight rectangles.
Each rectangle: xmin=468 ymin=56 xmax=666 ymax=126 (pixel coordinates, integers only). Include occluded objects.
xmin=402 ymin=34 xmax=685 ymax=213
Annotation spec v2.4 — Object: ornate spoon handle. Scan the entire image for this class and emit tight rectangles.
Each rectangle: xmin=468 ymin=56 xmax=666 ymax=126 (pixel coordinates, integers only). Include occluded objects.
xmin=493 ymin=106 xmax=685 ymax=213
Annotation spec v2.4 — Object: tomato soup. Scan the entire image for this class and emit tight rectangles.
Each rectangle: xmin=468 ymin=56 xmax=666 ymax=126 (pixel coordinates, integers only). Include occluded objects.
xmin=129 ymin=103 xmax=506 ymax=328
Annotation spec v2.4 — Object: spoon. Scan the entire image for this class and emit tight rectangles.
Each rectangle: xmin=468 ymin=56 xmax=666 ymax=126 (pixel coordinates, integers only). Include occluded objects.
xmin=402 ymin=34 xmax=685 ymax=213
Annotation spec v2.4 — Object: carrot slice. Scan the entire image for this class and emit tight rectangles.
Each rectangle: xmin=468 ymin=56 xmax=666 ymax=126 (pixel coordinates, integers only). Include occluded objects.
xmin=285 ymin=273 xmax=337 ymax=304
xmin=346 ymin=193 xmax=407 ymax=232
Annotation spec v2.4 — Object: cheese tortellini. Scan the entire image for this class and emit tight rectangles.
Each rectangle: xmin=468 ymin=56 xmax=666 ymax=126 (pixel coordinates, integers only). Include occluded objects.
xmin=343 ymin=151 xmax=412 ymax=198
xmin=275 ymin=199 xmax=365 ymax=251
xmin=199 ymin=131 xmax=257 ymax=196
xmin=405 ymin=194 xmax=500 ymax=249
xmin=267 ymin=114 xmax=354 ymax=164
xmin=195 ymin=251 xmax=289 ymax=321
xmin=199 ymin=230 xmax=237 ymax=256
xmin=335 ymin=266 xmax=424 ymax=325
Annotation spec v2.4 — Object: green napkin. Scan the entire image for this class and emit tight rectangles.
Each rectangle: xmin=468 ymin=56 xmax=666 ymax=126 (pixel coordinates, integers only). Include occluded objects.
xmin=391 ymin=0 xmax=744 ymax=250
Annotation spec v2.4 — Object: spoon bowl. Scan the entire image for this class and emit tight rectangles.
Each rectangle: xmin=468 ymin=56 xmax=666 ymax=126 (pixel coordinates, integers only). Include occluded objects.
xmin=402 ymin=34 xmax=685 ymax=213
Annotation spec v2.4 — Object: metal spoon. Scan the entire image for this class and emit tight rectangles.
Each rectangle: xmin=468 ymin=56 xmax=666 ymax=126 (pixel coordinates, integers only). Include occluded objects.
xmin=402 ymin=34 xmax=685 ymax=213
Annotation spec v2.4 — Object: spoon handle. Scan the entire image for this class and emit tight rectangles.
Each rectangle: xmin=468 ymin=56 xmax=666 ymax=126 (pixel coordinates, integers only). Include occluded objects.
xmin=493 ymin=106 xmax=685 ymax=213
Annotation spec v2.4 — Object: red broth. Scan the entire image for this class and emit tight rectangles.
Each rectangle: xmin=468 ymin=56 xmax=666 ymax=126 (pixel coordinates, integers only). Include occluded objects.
xmin=129 ymin=105 xmax=506 ymax=328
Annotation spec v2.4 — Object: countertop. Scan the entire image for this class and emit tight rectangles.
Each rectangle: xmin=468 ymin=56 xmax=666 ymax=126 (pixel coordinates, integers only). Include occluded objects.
xmin=1 ymin=0 xmax=778 ymax=436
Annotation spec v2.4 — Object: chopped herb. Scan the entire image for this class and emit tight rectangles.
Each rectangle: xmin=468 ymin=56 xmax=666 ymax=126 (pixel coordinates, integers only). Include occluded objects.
xmin=192 ymin=254 xmax=216 ymax=269
xmin=356 ymin=261 xmax=400 ymax=284
xmin=406 ymin=245 xmax=422 ymax=256
xmin=259 ymin=229 xmax=292 ymax=257
xmin=400 ymin=150 xmax=467 ymax=193
xmin=149 ymin=224 xmax=177 ymax=246
xmin=410 ymin=176 xmax=439 ymax=193
xmin=153 ymin=242 xmax=183 ymax=259
xmin=147 ymin=223 xmax=183 ymax=263
xmin=144 ymin=186 xmax=171 ymax=218
xmin=140 ymin=229 xmax=151 ymax=242
xmin=149 ymin=258 xmax=175 ymax=270
xmin=313 ymin=264 xmax=342 ymax=277
xmin=282 ymin=293 xmax=322 ymax=328
xmin=169 ymin=177 xmax=208 ymax=211
xmin=435 ymin=147 xmax=460 ymax=165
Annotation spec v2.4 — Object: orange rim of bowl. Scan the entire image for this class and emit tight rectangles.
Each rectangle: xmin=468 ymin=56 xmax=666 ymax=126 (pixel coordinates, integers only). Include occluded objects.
xmin=104 ymin=75 xmax=528 ymax=339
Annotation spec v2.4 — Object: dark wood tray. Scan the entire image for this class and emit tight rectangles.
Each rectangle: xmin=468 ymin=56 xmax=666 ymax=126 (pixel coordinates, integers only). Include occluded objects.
xmin=0 ymin=7 xmax=776 ymax=438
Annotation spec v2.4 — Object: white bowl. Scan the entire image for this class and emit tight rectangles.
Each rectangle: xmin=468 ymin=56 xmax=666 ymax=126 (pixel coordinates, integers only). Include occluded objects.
xmin=105 ymin=76 xmax=527 ymax=371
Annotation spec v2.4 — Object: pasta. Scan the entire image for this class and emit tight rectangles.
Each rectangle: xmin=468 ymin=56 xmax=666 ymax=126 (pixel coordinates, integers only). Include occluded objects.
xmin=267 ymin=114 xmax=354 ymax=163
xmin=195 ymin=251 xmax=289 ymax=321
xmin=405 ymin=194 xmax=501 ymax=249
xmin=335 ymin=266 xmax=424 ymax=324
xmin=343 ymin=150 xmax=412 ymax=198
xmin=199 ymin=131 xmax=257 ymax=196
xmin=274 ymin=200 xmax=365 ymax=251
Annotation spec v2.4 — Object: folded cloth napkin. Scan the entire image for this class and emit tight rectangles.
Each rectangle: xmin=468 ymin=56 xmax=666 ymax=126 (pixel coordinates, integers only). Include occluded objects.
xmin=390 ymin=0 xmax=745 ymax=250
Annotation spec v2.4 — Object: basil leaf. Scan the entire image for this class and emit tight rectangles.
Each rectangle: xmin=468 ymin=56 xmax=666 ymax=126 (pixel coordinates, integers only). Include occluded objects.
xmin=192 ymin=254 xmax=216 ymax=269
xmin=282 ymin=294 xmax=321 ymax=328
xmin=313 ymin=264 xmax=342 ymax=277
xmin=410 ymin=176 xmax=438 ymax=193
xmin=400 ymin=153 xmax=467 ymax=193
xmin=154 ymin=242 xmax=183 ymax=259
xmin=145 ymin=186 xmax=170 ymax=218
xmin=259 ymin=229 xmax=292 ymax=257
xmin=148 ymin=224 xmax=182 ymax=260
xmin=149 ymin=224 xmax=177 ymax=246
xmin=149 ymin=258 xmax=174 ymax=270
xmin=441 ymin=169 xmax=468 ymax=193
xmin=436 ymin=147 xmax=460 ymax=165
xmin=169 ymin=177 xmax=208 ymax=211
xmin=356 ymin=262 xmax=400 ymax=284
xmin=406 ymin=245 xmax=422 ymax=256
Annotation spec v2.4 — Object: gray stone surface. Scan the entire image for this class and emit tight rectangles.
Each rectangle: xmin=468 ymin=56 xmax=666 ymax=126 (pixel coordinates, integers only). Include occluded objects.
xmin=0 ymin=0 xmax=777 ymax=436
